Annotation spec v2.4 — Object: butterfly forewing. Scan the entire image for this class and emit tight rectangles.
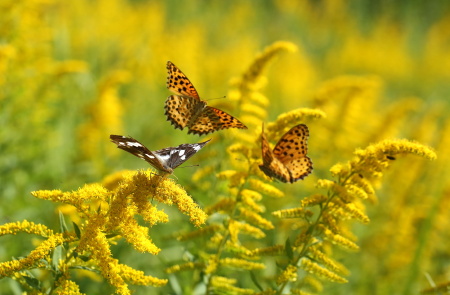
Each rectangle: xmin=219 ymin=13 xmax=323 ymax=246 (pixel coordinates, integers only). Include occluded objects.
xmin=153 ymin=140 xmax=211 ymax=169
xmin=110 ymin=135 xmax=167 ymax=172
xmin=110 ymin=135 xmax=210 ymax=176
xmin=258 ymin=124 xmax=313 ymax=183
xmin=166 ymin=61 xmax=200 ymax=99
xmin=165 ymin=61 xmax=248 ymax=135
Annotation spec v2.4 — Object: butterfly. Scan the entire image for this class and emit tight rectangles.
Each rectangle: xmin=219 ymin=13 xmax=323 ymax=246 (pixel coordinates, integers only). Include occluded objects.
xmin=110 ymin=135 xmax=210 ymax=177
xmin=258 ymin=124 xmax=313 ymax=183
xmin=165 ymin=61 xmax=247 ymax=135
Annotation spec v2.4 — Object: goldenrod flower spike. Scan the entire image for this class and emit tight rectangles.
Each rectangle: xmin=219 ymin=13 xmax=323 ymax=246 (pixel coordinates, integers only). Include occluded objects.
xmin=0 ymin=233 xmax=68 ymax=278
xmin=241 ymin=41 xmax=297 ymax=86
xmin=301 ymin=259 xmax=348 ymax=283
xmin=276 ymin=265 xmax=298 ymax=285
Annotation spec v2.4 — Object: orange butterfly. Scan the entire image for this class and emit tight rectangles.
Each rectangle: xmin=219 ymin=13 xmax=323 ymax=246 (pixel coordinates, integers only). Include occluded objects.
xmin=165 ymin=61 xmax=247 ymax=135
xmin=259 ymin=124 xmax=313 ymax=183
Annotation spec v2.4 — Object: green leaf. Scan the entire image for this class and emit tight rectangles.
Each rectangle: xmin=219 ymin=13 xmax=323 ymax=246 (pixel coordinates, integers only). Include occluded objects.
xmin=58 ymin=211 xmax=68 ymax=233
xmin=250 ymin=271 xmax=263 ymax=291
xmin=105 ymin=233 xmax=119 ymax=239
xmin=285 ymin=237 xmax=294 ymax=261
xmin=52 ymin=245 xmax=63 ymax=271
xmin=78 ymin=255 xmax=91 ymax=262
xmin=72 ymin=222 xmax=81 ymax=239
xmin=23 ymin=275 xmax=40 ymax=290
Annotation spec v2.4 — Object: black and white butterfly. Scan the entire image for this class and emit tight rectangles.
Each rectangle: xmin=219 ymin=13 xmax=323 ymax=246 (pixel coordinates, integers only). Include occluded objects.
xmin=110 ymin=135 xmax=211 ymax=177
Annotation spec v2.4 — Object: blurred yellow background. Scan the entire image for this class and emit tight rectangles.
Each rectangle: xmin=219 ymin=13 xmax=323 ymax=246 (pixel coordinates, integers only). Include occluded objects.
xmin=1 ymin=0 xmax=449 ymax=294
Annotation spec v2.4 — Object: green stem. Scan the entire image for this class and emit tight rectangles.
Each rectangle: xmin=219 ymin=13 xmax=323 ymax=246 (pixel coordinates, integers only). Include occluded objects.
xmin=276 ymin=173 xmax=354 ymax=294
xmin=204 ymin=163 xmax=253 ymax=294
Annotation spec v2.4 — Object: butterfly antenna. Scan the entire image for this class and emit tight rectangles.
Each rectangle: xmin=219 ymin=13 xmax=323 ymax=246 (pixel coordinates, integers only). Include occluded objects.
xmin=178 ymin=164 xmax=200 ymax=169
xmin=205 ymin=95 xmax=226 ymax=102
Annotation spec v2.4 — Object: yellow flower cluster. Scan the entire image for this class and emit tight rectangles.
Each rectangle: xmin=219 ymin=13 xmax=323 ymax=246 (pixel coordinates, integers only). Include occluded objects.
xmin=301 ymin=259 xmax=348 ymax=283
xmin=210 ymin=275 xmax=255 ymax=294
xmin=6 ymin=169 xmax=209 ymax=293
xmin=276 ymin=265 xmax=298 ymax=285
xmin=0 ymin=233 xmax=68 ymax=277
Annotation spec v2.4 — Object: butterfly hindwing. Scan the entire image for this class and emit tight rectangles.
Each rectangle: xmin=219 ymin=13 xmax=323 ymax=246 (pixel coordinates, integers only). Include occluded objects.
xmin=259 ymin=131 xmax=291 ymax=182
xmin=258 ymin=124 xmax=313 ymax=183
xmin=166 ymin=61 xmax=200 ymax=99
xmin=188 ymin=106 xmax=247 ymax=135
xmin=284 ymin=157 xmax=313 ymax=182
xmin=165 ymin=61 xmax=247 ymax=135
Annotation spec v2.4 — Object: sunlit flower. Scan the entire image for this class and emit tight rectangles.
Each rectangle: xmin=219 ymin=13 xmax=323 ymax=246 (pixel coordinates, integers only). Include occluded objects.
xmin=301 ymin=259 xmax=348 ymax=283
xmin=276 ymin=265 xmax=298 ymax=285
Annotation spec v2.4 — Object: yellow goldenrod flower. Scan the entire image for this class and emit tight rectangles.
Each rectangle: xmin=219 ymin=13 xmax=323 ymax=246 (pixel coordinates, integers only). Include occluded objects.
xmin=224 ymin=240 xmax=253 ymax=257
xmin=267 ymin=108 xmax=326 ymax=137
xmin=241 ymin=102 xmax=268 ymax=120
xmin=55 ymin=277 xmax=84 ymax=295
xmin=101 ymin=170 xmax=134 ymax=191
xmin=302 ymin=275 xmax=324 ymax=293
xmin=227 ymin=143 xmax=251 ymax=159
xmin=0 ymin=233 xmax=67 ymax=277
xmin=241 ymin=191 xmax=265 ymax=213
xmin=116 ymin=212 xmax=160 ymax=254
xmin=165 ymin=261 xmax=205 ymax=274
xmin=117 ymin=264 xmax=167 ymax=286
xmin=210 ymin=275 xmax=255 ymax=294
xmin=239 ymin=208 xmax=274 ymax=230
xmin=192 ymin=165 xmax=216 ymax=182
xmin=241 ymin=189 xmax=263 ymax=202
xmin=330 ymin=199 xmax=370 ymax=224
xmin=240 ymin=41 xmax=297 ymax=86
xmin=219 ymin=258 xmax=265 ymax=270
xmin=319 ymin=226 xmax=359 ymax=250
xmin=276 ymin=265 xmax=298 ymax=285
xmin=205 ymin=257 xmax=219 ymax=274
xmin=207 ymin=233 xmax=225 ymax=249
xmin=272 ymin=207 xmax=314 ymax=219
xmin=348 ymin=174 xmax=375 ymax=195
xmin=308 ymin=247 xmax=349 ymax=275
xmin=32 ymin=183 xmax=109 ymax=213
xmin=249 ymin=245 xmax=284 ymax=257
xmin=210 ymin=275 xmax=237 ymax=285
xmin=54 ymin=264 xmax=84 ymax=295
xmin=301 ymin=194 xmax=328 ymax=207
xmin=301 ymin=259 xmax=348 ymax=283
xmin=52 ymin=60 xmax=88 ymax=76
xmin=217 ymin=170 xmax=248 ymax=187
xmin=205 ymin=198 xmax=236 ymax=215
xmin=0 ymin=220 xmax=54 ymax=237
xmin=290 ymin=289 xmax=314 ymax=295
xmin=248 ymin=179 xmax=284 ymax=198
xmin=351 ymin=139 xmax=437 ymax=180
xmin=229 ymin=220 xmax=266 ymax=244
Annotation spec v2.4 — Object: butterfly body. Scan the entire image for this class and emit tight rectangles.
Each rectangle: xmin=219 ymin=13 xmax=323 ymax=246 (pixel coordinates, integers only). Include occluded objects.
xmin=259 ymin=124 xmax=313 ymax=183
xmin=110 ymin=135 xmax=210 ymax=177
xmin=165 ymin=61 xmax=247 ymax=135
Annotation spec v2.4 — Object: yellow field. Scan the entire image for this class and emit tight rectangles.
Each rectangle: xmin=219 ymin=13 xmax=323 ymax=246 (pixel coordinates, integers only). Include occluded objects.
xmin=1 ymin=1 xmax=449 ymax=294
